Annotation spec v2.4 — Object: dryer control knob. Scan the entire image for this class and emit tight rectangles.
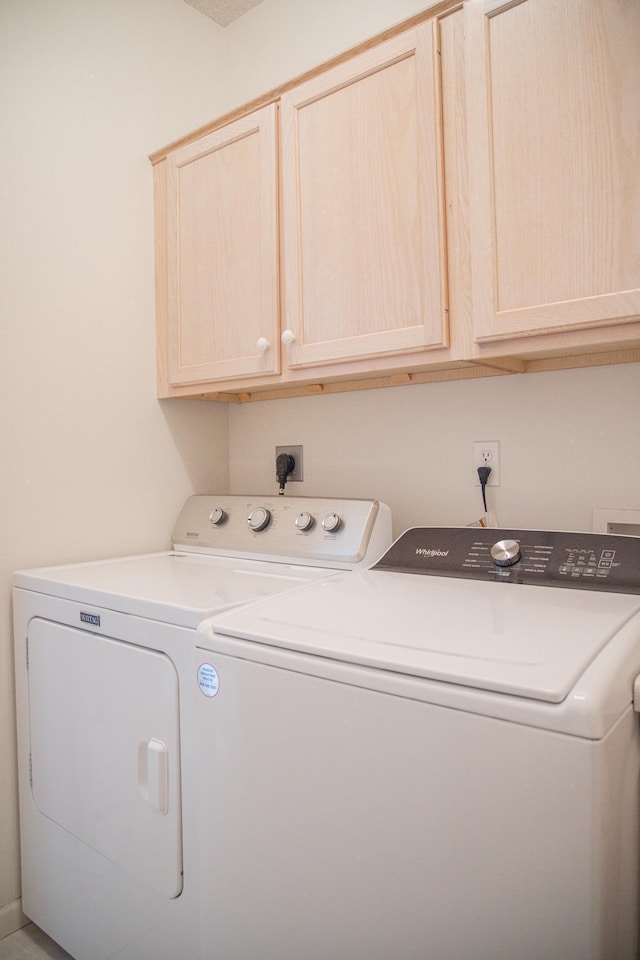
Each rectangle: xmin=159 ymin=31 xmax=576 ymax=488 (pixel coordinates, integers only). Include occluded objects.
xmin=295 ymin=511 xmax=314 ymax=532
xmin=490 ymin=539 xmax=522 ymax=567
xmin=322 ymin=512 xmax=342 ymax=533
xmin=247 ymin=507 xmax=271 ymax=532
xmin=209 ymin=507 xmax=227 ymax=526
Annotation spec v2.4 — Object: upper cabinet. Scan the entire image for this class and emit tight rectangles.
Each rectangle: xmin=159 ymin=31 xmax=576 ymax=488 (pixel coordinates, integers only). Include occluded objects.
xmin=465 ymin=0 xmax=640 ymax=343
xmin=151 ymin=0 xmax=640 ymax=401
xmin=156 ymin=104 xmax=279 ymax=388
xmin=151 ymin=14 xmax=453 ymax=398
xmin=279 ymin=23 xmax=448 ymax=368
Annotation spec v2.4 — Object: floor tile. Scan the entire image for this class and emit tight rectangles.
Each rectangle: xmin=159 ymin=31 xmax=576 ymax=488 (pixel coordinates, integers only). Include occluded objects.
xmin=0 ymin=924 xmax=74 ymax=960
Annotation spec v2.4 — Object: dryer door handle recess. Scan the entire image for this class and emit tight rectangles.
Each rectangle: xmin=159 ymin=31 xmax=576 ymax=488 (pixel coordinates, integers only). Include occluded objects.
xmin=138 ymin=738 xmax=169 ymax=814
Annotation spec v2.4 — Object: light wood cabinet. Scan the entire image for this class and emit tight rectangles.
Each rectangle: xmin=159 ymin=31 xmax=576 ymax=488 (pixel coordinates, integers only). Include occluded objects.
xmin=279 ymin=22 xmax=447 ymax=368
xmin=157 ymin=104 xmax=279 ymax=388
xmin=151 ymin=0 xmax=640 ymax=402
xmin=152 ymin=16 xmax=453 ymax=398
xmin=465 ymin=0 xmax=640 ymax=345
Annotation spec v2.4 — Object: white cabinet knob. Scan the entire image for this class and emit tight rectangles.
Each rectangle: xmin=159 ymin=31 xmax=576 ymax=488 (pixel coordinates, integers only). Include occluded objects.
xmin=281 ymin=329 xmax=296 ymax=345
xmin=256 ymin=337 xmax=270 ymax=353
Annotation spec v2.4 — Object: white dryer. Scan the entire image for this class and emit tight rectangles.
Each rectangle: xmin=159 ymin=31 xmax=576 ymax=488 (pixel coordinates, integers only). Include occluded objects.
xmin=13 ymin=495 xmax=391 ymax=960
xmin=197 ymin=526 xmax=640 ymax=960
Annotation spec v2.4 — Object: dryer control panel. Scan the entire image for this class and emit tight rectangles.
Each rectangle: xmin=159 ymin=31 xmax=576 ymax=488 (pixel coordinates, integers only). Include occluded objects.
xmin=172 ymin=495 xmax=392 ymax=569
xmin=373 ymin=528 xmax=640 ymax=594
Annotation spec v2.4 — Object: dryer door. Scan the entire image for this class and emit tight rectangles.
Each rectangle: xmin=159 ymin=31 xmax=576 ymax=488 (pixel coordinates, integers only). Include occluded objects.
xmin=27 ymin=619 xmax=183 ymax=898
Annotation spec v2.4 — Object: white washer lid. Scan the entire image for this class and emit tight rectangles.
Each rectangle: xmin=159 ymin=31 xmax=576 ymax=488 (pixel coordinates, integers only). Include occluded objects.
xmin=206 ymin=568 xmax=640 ymax=702
xmin=14 ymin=552 xmax=330 ymax=628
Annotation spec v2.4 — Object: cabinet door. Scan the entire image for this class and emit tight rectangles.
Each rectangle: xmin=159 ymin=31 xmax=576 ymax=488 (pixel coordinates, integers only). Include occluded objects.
xmin=165 ymin=104 xmax=279 ymax=385
xmin=280 ymin=23 xmax=448 ymax=369
xmin=466 ymin=0 xmax=640 ymax=343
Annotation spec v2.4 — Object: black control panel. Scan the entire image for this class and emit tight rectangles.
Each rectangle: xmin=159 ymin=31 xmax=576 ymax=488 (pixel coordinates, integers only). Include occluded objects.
xmin=372 ymin=528 xmax=640 ymax=595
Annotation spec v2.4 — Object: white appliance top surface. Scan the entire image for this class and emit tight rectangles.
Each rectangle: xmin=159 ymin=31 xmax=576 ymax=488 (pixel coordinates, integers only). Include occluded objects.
xmin=207 ymin=568 xmax=640 ymax=703
xmin=13 ymin=495 xmax=392 ymax=629
xmin=14 ymin=552 xmax=330 ymax=628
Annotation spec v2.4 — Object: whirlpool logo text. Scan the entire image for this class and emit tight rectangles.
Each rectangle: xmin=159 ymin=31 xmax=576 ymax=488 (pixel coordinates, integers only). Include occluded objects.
xmin=415 ymin=548 xmax=449 ymax=558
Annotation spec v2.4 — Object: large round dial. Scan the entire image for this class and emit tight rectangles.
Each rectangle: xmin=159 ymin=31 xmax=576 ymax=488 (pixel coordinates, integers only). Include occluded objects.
xmin=490 ymin=539 xmax=522 ymax=567
xmin=322 ymin=512 xmax=342 ymax=533
xmin=247 ymin=507 xmax=271 ymax=532
xmin=209 ymin=507 xmax=226 ymax=526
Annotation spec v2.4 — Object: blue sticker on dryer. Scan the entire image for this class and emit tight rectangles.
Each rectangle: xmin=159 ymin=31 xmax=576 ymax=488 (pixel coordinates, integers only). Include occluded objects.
xmin=197 ymin=663 xmax=220 ymax=698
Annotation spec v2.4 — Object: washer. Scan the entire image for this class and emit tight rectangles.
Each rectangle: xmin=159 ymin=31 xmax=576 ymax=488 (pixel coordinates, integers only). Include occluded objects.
xmin=197 ymin=526 xmax=640 ymax=960
xmin=13 ymin=495 xmax=391 ymax=960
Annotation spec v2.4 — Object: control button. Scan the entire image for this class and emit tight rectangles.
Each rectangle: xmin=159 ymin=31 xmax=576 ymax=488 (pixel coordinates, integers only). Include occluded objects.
xmin=247 ymin=507 xmax=271 ymax=532
xmin=209 ymin=507 xmax=227 ymax=526
xmin=295 ymin=511 xmax=314 ymax=532
xmin=322 ymin=513 xmax=342 ymax=533
xmin=490 ymin=539 xmax=522 ymax=567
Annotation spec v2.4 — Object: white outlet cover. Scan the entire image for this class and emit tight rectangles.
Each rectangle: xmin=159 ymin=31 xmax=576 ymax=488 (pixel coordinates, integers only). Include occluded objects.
xmin=473 ymin=441 xmax=500 ymax=486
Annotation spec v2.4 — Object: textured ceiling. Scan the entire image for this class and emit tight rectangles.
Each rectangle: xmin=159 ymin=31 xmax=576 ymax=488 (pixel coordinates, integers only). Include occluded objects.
xmin=184 ymin=0 xmax=265 ymax=27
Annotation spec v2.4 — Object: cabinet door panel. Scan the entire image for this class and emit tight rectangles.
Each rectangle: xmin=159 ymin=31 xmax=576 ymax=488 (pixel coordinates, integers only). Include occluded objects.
xmin=281 ymin=23 xmax=448 ymax=368
xmin=466 ymin=0 xmax=640 ymax=342
xmin=166 ymin=105 xmax=279 ymax=385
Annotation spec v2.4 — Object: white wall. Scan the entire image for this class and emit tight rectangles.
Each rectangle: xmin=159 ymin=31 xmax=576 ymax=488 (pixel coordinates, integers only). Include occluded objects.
xmin=0 ymin=0 xmax=230 ymax=931
xmin=229 ymin=363 xmax=640 ymax=536
xmin=220 ymin=0 xmax=430 ymax=110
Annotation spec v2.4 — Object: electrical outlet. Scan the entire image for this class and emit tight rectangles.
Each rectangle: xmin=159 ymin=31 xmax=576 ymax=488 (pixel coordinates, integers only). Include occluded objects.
xmin=275 ymin=445 xmax=304 ymax=482
xmin=473 ymin=441 xmax=500 ymax=486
